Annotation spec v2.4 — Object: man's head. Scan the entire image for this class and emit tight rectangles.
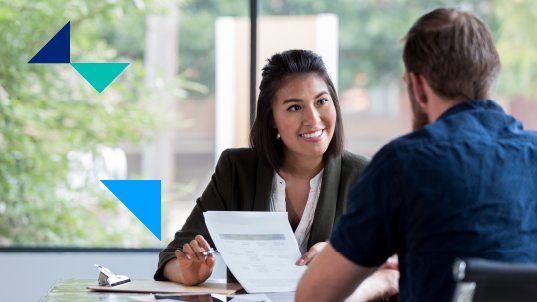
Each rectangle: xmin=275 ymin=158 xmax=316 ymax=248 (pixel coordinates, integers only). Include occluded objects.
xmin=402 ymin=8 xmax=501 ymax=130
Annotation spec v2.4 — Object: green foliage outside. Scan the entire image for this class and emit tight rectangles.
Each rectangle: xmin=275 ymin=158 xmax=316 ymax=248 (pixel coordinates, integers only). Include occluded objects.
xmin=177 ymin=0 xmax=248 ymax=99
xmin=2 ymin=0 xmax=537 ymax=248
xmin=179 ymin=0 xmax=537 ymax=99
xmin=494 ymin=0 xmax=537 ymax=98
xmin=0 ymin=0 xmax=204 ymax=247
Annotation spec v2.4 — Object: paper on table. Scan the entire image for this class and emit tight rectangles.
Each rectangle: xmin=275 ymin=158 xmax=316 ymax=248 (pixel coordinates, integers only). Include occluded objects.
xmin=128 ymin=296 xmax=154 ymax=302
xmin=129 ymin=294 xmax=272 ymax=302
xmin=128 ymin=294 xmax=228 ymax=302
xmin=88 ymin=280 xmax=241 ymax=295
xmin=230 ymin=293 xmax=273 ymax=302
xmin=203 ymin=211 xmax=307 ymax=293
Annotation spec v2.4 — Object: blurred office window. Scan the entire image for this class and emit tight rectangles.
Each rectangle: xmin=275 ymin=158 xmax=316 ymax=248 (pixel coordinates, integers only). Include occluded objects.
xmin=3 ymin=0 xmax=537 ymax=248
xmin=170 ymin=0 xmax=537 ymax=241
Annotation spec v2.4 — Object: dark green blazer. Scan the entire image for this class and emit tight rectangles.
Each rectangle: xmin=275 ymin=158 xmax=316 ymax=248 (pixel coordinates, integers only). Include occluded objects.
xmin=154 ymin=148 xmax=370 ymax=281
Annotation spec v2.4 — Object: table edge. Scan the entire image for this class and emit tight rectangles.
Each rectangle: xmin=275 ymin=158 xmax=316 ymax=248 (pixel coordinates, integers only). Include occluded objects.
xmin=38 ymin=278 xmax=61 ymax=302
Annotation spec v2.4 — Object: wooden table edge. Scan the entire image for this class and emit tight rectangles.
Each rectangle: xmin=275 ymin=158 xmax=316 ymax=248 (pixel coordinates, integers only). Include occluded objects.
xmin=38 ymin=278 xmax=61 ymax=302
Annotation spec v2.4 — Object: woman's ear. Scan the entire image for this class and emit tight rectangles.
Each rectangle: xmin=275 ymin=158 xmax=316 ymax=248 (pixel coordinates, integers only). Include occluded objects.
xmin=270 ymin=116 xmax=277 ymax=129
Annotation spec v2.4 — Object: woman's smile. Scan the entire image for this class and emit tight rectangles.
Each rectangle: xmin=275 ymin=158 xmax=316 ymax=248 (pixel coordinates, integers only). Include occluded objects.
xmin=299 ymin=129 xmax=325 ymax=142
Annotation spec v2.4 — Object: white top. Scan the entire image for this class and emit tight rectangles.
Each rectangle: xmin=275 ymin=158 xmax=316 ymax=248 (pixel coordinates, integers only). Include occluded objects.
xmin=270 ymin=169 xmax=324 ymax=255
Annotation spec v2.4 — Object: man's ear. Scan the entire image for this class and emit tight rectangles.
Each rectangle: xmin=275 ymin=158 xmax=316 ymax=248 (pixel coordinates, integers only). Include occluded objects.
xmin=409 ymin=72 xmax=428 ymax=109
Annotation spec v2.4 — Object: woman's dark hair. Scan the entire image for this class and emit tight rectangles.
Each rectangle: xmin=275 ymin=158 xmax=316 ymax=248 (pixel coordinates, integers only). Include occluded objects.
xmin=249 ymin=49 xmax=345 ymax=170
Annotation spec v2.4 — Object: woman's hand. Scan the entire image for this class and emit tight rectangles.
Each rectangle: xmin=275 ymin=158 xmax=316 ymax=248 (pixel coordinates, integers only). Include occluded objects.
xmin=379 ymin=254 xmax=398 ymax=271
xmin=296 ymin=242 xmax=327 ymax=266
xmin=346 ymin=254 xmax=399 ymax=302
xmin=164 ymin=235 xmax=216 ymax=285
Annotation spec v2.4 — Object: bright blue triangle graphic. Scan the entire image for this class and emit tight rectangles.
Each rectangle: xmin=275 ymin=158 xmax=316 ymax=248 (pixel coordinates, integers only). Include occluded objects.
xmin=101 ymin=180 xmax=161 ymax=240
xmin=28 ymin=21 xmax=70 ymax=63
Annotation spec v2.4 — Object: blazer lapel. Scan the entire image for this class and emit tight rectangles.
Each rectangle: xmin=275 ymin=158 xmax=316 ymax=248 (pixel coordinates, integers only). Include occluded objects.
xmin=253 ymin=160 xmax=273 ymax=211
xmin=308 ymin=155 xmax=342 ymax=249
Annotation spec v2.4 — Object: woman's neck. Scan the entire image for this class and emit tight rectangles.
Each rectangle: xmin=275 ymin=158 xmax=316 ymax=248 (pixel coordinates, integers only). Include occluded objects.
xmin=279 ymin=145 xmax=324 ymax=180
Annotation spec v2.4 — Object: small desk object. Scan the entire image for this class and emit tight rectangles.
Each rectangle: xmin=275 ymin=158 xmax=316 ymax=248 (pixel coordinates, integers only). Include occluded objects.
xmin=94 ymin=264 xmax=131 ymax=287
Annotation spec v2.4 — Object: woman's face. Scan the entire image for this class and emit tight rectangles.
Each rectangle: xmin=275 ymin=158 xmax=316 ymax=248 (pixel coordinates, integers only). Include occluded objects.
xmin=272 ymin=74 xmax=337 ymax=159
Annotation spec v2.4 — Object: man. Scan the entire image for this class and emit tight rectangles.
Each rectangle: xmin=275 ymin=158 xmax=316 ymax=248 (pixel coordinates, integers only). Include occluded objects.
xmin=296 ymin=8 xmax=537 ymax=302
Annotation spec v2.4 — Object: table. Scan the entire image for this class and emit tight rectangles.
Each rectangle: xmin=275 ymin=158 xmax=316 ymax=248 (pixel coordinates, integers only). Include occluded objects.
xmin=39 ymin=279 xmax=295 ymax=302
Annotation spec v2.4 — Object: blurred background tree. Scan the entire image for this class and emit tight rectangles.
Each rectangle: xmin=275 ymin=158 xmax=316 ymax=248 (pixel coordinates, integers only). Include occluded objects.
xmin=178 ymin=0 xmax=483 ymax=96
xmin=0 ymin=0 xmax=203 ymax=247
xmin=493 ymin=0 xmax=537 ymax=98
xmin=2 ymin=0 xmax=536 ymax=248
xmin=178 ymin=0 xmax=537 ymax=99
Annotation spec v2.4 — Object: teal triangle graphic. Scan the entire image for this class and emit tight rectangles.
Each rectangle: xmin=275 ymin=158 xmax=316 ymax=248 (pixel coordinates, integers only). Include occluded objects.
xmin=100 ymin=180 xmax=161 ymax=240
xmin=71 ymin=63 xmax=129 ymax=93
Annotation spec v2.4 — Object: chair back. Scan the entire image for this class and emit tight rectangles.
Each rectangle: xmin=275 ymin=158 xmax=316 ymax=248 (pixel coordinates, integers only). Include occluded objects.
xmin=451 ymin=258 xmax=537 ymax=302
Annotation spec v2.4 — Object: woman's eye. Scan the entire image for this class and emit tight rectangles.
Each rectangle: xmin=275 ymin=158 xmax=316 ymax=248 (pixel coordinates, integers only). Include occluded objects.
xmin=318 ymin=99 xmax=328 ymax=105
xmin=287 ymin=105 xmax=301 ymax=111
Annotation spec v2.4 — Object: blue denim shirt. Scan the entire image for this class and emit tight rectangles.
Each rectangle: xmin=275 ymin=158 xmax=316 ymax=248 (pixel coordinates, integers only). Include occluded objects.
xmin=330 ymin=100 xmax=537 ymax=302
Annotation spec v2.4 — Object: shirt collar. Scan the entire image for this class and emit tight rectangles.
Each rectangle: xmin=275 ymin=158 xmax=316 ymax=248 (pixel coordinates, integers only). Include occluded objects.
xmin=309 ymin=169 xmax=324 ymax=187
xmin=274 ymin=169 xmax=324 ymax=187
xmin=437 ymin=100 xmax=504 ymax=121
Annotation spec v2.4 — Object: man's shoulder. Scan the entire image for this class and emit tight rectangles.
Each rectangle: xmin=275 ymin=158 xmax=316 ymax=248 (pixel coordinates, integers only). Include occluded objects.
xmin=385 ymin=118 xmax=475 ymax=153
xmin=388 ymin=115 xmax=537 ymax=153
xmin=387 ymin=128 xmax=433 ymax=151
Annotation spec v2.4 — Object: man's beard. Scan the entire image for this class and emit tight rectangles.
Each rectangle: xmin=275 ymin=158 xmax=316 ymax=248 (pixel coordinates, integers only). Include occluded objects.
xmin=407 ymin=80 xmax=430 ymax=131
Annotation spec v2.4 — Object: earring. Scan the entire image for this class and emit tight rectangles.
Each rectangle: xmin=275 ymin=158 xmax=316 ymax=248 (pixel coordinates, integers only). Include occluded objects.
xmin=276 ymin=133 xmax=281 ymax=139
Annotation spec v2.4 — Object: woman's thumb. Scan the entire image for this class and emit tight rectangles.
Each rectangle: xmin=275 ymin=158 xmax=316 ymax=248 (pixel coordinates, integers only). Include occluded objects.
xmin=296 ymin=253 xmax=309 ymax=265
xmin=205 ymin=253 xmax=216 ymax=268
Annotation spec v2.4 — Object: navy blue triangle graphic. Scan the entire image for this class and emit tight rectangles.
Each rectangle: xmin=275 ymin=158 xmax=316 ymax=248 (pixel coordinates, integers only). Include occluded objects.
xmin=28 ymin=21 xmax=70 ymax=63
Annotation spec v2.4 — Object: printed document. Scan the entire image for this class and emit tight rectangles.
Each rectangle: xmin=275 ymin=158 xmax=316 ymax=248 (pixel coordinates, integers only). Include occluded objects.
xmin=229 ymin=293 xmax=273 ymax=302
xmin=203 ymin=211 xmax=307 ymax=293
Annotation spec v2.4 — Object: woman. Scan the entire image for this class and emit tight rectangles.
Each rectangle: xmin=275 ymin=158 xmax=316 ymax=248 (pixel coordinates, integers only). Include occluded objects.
xmin=155 ymin=50 xmax=396 ymax=299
